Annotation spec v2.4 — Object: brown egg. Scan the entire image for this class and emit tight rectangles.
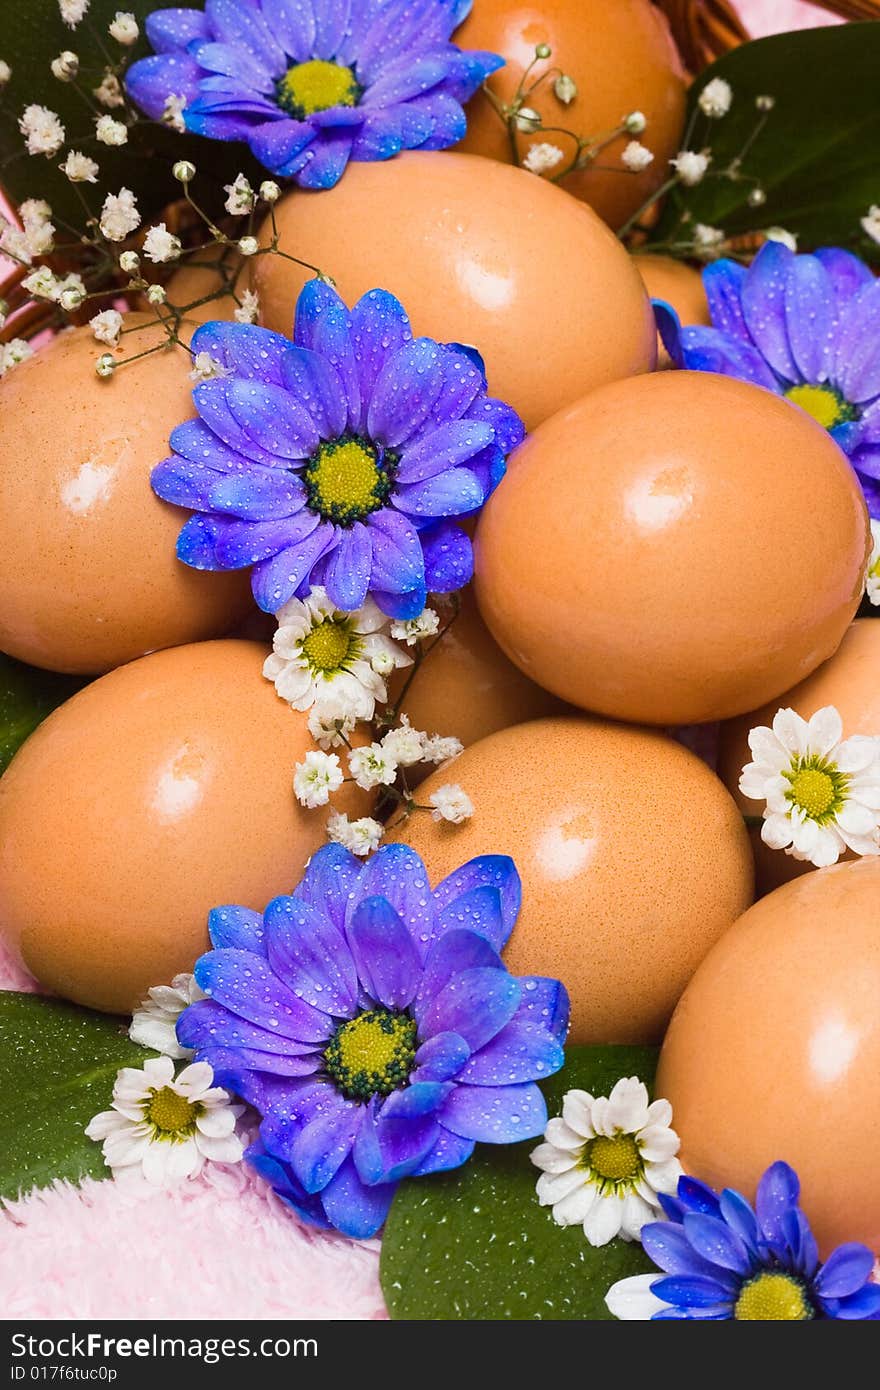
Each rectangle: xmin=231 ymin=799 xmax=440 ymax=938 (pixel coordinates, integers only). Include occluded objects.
xmin=0 ymin=317 xmax=250 ymax=674
xmin=0 ymin=639 xmax=370 ymax=1013
xmin=657 ymin=858 xmax=880 ymax=1255
xmin=634 ymin=254 xmax=710 ymax=367
xmin=475 ymin=372 xmax=869 ymax=725
xmin=153 ymin=245 xmax=245 ymax=330
xmin=390 ymin=717 xmax=753 ymax=1043
xmin=455 ymin=0 xmax=686 ymax=229
xmin=719 ymin=619 xmax=880 ymax=895
xmin=389 ymin=590 xmax=565 ymax=768
xmin=252 ymin=152 xmax=656 ymax=430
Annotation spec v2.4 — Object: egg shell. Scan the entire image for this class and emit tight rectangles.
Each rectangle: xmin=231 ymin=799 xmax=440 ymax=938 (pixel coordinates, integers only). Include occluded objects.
xmin=152 ymin=245 xmax=245 ymax=329
xmin=389 ymin=589 xmax=565 ymax=771
xmin=656 ymin=857 xmax=880 ymax=1254
xmin=252 ymin=151 xmax=656 ymax=431
xmin=475 ymin=371 xmax=870 ymax=725
xmin=0 ymin=317 xmax=251 ymax=674
xmin=0 ymin=639 xmax=371 ymax=1014
xmin=388 ymin=716 xmax=753 ymax=1044
xmin=454 ymin=0 xmax=686 ymax=229
xmin=719 ymin=618 xmax=880 ymax=895
xmin=634 ymin=254 xmax=710 ymax=368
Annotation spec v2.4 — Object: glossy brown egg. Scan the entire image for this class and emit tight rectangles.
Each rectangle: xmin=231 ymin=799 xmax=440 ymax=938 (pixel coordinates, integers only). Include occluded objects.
xmin=634 ymin=254 xmax=710 ymax=367
xmin=0 ymin=317 xmax=250 ymax=674
xmin=390 ymin=716 xmax=753 ymax=1043
xmin=719 ymin=619 xmax=880 ymax=895
xmin=475 ymin=372 xmax=869 ymax=725
xmin=657 ymin=858 xmax=880 ymax=1254
xmin=389 ymin=590 xmax=565 ymax=768
xmin=0 ymin=640 xmax=371 ymax=1013
xmin=455 ymin=0 xmax=686 ymax=229
xmin=252 ymin=152 xmax=656 ymax=430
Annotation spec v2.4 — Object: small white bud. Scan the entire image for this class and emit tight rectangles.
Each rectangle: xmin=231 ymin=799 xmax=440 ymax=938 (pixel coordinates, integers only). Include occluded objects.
xmin=119 ymin=249 xmax=139 ymax=273
xmin=259 ymin=179 xmax=281 ymax=203
xmin=146 ymin=283 xmax=167 ymax=305
xmin=0 ymin=60 xmax=11 ymax=86
xmin=95 ymin=353 xmax=116 ymax=378
xmin=553 ymin=74 xmax=577 ymax=105
xmin=535 ymin=43 xmax=551 ymax=59
xmin=238 ymin=235 xmax=259 ymax=256
xmin=624 ymin=110 xmax=647 ymax=134
xmin=51 ymin=50 xmax=79 ymax=81
xmin=59 ymin=286 xmax=84 ymax=311
xmin=514 ymin=106 xmax=541 ymax=132
xmin=173 ymin=160 xmax=196 ymax=183
xmin=108 ymin=12 xmax=139 ymax=45
xmin=698 ymin=77 xmax=732 ymax=119
xmin=755 ymin=94 xmax=775 ymax=112
xmin=748 ymin=187 xmax=767 ymax=208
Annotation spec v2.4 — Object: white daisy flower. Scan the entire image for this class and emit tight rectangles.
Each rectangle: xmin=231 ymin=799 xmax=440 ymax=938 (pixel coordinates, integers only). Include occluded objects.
xmin=621 ymin=140 xmax=654 ymax=172
xmin=61 ymin=150 xmax=99 ymax=183
xmin=348 ymin=742 xmax=398 ymax=791
xmin=85 ymin=1056 xmax=244 ymax=1186
xmin=90 ymin=309 xmax=123 ymax=346
xmin=293 ymin=750 xmax=343 ymax=808
xmin=428 ymin=784 xmax=474 ymax=824
xmin=671 ymin=150 xmax=710 ymax=186
xmin=380 ymin=717 xmax=426 ymax=768
xmin=19 ymin=105 xmax=65 ymax=157
xmin=99 ymin=187 xmax=139 ymax=242
xmin=866 ymin=520 xmax=880 ymax=606
xmin=129 ymin=973 xmax=206 ymax=1059
xmin=326 ymin=809 xmax=384 ymax=857
xmin=263 ymin=587 xmax=411 ymax=720
xmin=390 ymin=607 xmax=440 ymax=647
xmin=143 ymin=221 xmax=181 ymax=264
xmin=698 ymin=77 xmax=733 ymax=118
xmin=531 ymin=1078 xmax=682 ymax=1247
xmin=739 ymin=706 xmax=880 ymax=868
xmin=523 ymin=142 xmax=565 ymax=176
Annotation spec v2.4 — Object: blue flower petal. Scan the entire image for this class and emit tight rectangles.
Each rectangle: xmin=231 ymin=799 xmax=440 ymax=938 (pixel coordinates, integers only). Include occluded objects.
xmin=854 ymin=446 xmax=880 ymax=482
xmin=364 ymin=509 xmax=425 ymax=596
xmin=740 ymin=241 xmax=799 ymax=382
xmin=150 ymin=456 xmax=221 ymax=511
xmin=702 ymin=259 xmax=750 ymax=341
xmin=411 ymin=1124 xmax=475 ymax=1176
xmin=434 ymin=886 xmax=508 ymax=954
xmin=411 ymin=1030 xmax=470 ymax=1082
xmin=177 ymin=998 xmax=320 ymax=1057
xmin=641 ymin=1220 xmax=737 ymax=1284
xmin=286 ymin=1088 xmax=362 ymax=1194
xmin=414 ymin=929 xmax=504 ymax=1024
xmin=167 ymin=418 xmax=250 ymax=473
xmin=431 ymin=856 xmax=521 ymax=949
xmin=439 ymin=1079 xmax=546 ymax=1143
xmin=835 ymin=279 xmax=880 ymax=403
xmin=755 ymin=1160 xmax=800 ymax=1244
xmin=190 ymin=39 xmax=275 ymax=90
xmin=206 ymin=0 xmax=287 ymax=73
xmin=371 ymin=582 xmax=427 ymax=620
xmin=250 ymin=523 xmax=336 ymax=610
xmin=263 ymin=894 xmax=358 ymax=1016
xmin=175 ymin=514 xmax=235 ymax=569
xmin=319 ymin=1154 xmax=396 ymax=1238
xmin=361 ymin=53 xmax=453 ymax=108
xmin=347 ymin=895 xmax=424 ymax=1009
xmin=420 ymin=520 xmax=473 ymax=592
xmin=207 ymin=904 xmax=267 ymax=953
xmin=784 ymin=254 xmax=835 ymax=383
xmin=814 ymin=1243 xmax=877 ymax=1299
xmin=293 ymin=279 xmax=361 ymax=428
xmin=350 ymin=289 xmax=413 ymax=416
xmin=191 ymin=322 xmax=293 ymax=386
xmin=780 ymin=1205 xmax=819 ymax=1278
xmin=653 ymin=300 xmax=686 ymax=368
xmin=192 ymin=381 xmax=294 ymax=467
xmin=260 ymin=0 xmax=316 ymax=58
xmin=681 ymin=1212 xmax=752 ymax=1275
xmin=513 ymin=977 xmax=569 ymax=1043
xmin=396 ymin=421 xmax=494 ymax=484
xmin=464 ymin=393 xmax=526 ymax=455
xmin=403 ymin=88 xmax=466 ymax=149
xmin=393 ymin=466 xmax=484 ymax=520
xmin=427 ymin=347 xmax=485 ymax=426
xmin=295 ymin=130 xmax=356 ymax=189
xmin=350 ymin=108 xmax=406 ymax=161
xmin=823 ymin=1284 xmax=880 ymax=1319
xmin=652 ymin=1274 xmax=737 ymax=1309
xmin=146 ymin=7 xmax=210 ymax=53
xmin=717 ymin=1188 xmax=760 ymax=1257
xmin=209 ymin=469 xmax=306 ymax=521
xmin=675 ymin=1175 xmax=723 ymax=1218
xmin=248 ymin=116 xmax=316 ymax=175
xmin=214 ymin=511 xmax=320 ymax=567
xmin=457 ymin=1018 xmax=564 ymax=1086
xmin=653 ymin=1304 xmax=731 ymax=1320
xmin=293 ymin=841 xmax=363 ymax=933
xmin=187 ymin=103 xmax=275 ymax=140
xmin=368 ymin=1087 xmax=449 ymax=1183
xmin=279 ymin=346 xmax=348 ymax=438
xmin=815 ymin=247 xmax=875 ymax=304
xmin=348 ymin=843 xmax=435 ymax=947
xmin=194 ymin=947 xmax=332 ymax=1042
xmin=321 ymin=521 xmax=372 ymax=610
xmin=225 ymin=378 xmax=320 ymax=459
xmin=125 ymin=52 xmax=203 ymax=119
xmin=368 ymin=339 xmax=446 ymax=447
xmin=420 ymin=966 xmax=520 ymax=1051
xmin=680 ymin=326 xmax=780 ymax=391
xmin=246 ymin=1141 xmax=331 ymax=1229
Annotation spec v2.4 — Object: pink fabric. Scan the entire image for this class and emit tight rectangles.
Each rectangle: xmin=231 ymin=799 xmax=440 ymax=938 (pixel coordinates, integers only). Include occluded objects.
xmin=0 ymin=0 xmax=849 ymax=1322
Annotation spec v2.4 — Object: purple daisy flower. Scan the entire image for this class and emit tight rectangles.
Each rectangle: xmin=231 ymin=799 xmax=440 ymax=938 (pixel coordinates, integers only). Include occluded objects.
xmin=126 ymin=0 xmax=502 ymax=187
xmin=606 ymin=1162 xmax=880 ymax=1321
xmin=177 ymin=843 xmax=569 ymax=1238
xmin=655 ymin=242 xmax=880 ymax=516
xmin=152 ymin=280 xmax=524 ymax=618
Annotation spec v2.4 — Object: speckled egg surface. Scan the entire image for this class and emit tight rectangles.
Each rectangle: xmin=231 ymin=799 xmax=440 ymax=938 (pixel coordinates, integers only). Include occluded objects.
xmin=391 ymin=717 xmax=754 ymax=1043
xmin=475 ymin=371 xmax=870 ymax=725
xmin=0 ymin=640 xmax=370 ymax=1014
xmin=657 ymin=857 xmax=880 ymax=1255
xmin=252 ymin=152 xmax=656 ymax=431
xmin=0 ymin=317 xmax=250 ymax=674
xmin=455 ymin=0 xmax=686 ymax=229
xmin=719 ymin=619 xmax=880 ymax=894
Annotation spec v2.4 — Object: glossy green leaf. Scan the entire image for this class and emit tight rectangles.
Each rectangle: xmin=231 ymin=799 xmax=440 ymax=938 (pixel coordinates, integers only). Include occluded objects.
xmin=0 ymin=990 xmax=152 ymax=1199
xmin=380 ymin=1045 xmax=659 ymax=1320
xmin=653 ymin=24 xmax=880 ymax=261
xmin=0 ymin=0 xmax=264 ymax=227
xmin=0 ymin=654 xmax=85 ymax=774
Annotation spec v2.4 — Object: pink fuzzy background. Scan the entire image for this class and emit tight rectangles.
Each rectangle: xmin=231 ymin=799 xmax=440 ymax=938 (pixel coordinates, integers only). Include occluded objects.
xmin=0 ymin=0 xmax=845 ymax=1321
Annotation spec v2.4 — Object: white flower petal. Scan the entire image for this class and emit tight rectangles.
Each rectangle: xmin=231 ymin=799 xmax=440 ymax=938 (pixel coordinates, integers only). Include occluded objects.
xmin=536 ymin=1167 xmax=586 ymax=1206
xmin=761 ymin=812 xmax=794 ymax=851
xmin=530 ymin=1142 xmax=579 ymax=1174
xmin=642 ymin=1156 xmax=683 ymax=1195
xmin=195 ymin=1106 xmax=237 ymax=1138
xmin=837 ymin=735 xmax=880 ymax=774
xmin=806 ymin=705 xmax=843 ymax=758
xmin=543 ymin=1117 xmax=584 ymax=1152
xmin=637 ymin=1124 xmax=680 ymax=1162
xmin=835 ymin=801 xmax=876 ymax=836
xmin=772 ymin=707 xmax=810 ymax=756
xmin=620 ymin=1190 xmax=658 ymax=1240
xmin=605 ymin=1076 xmax=650 ymax=1132
xmin=644 ymin=1098 xmax=673 ymax=1127
xmin=195 ymin=1131 xmax=244 ymax=1163
xmin=605 ymin=1274 xmax=669 ymax=1321
xmin=561 ymin=1090 xmax=595 ymax=1138
xmin=582 ymin=1193 xmax=625 ymax=1247
xmin=549 ymin=1182 xmax=596 ymax=1227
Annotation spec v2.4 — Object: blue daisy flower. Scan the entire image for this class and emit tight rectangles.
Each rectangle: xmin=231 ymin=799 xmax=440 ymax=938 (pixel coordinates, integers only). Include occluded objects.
xmin=655 ymin=242 xmax=880 ymax=517
xmin=126 ymin=0 xmax=502 ymax=187
xmin=152 ymin=280 xmax=524 ymax=618
xmin=177 ymin=842 xmax=569 ymax=1239
xmin=606 ymin=1162 xmax=880 ymax=1321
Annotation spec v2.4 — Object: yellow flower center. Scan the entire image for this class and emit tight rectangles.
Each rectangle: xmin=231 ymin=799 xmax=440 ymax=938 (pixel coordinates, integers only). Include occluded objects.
xmin=734 ymin=1272 xmax=814 ymax=1321
xmin=789 ymin=767 xmax=836 ymax=818
xmin=305 ymin=436 xmax=395 ymax=527
xmin=785 ymin=384 xmax=857 ymax=431
xmin=587 ymin=1133 xmax=641 ymax=1182
xmin=324 ymin=1008 xmax=418 ymax=1101
xmin=276 ymin=59 xmax=360 ymax=119
xmin=301 ymin=618 xmax=353 ymax=673
xmin=147 ymin=1086 xmax=197 ymax=1136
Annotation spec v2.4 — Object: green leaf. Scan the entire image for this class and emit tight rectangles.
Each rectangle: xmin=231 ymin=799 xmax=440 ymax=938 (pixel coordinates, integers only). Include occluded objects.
xmin=0 ymin=654 xmax=85 ymax=775
xmin=0 ymin=0 xmax=264 ymax=228
xmin=653 ymin=24 xmax=880 ymax=260
xmin=380 ymin=1045 xmax=659 ymax=1320
xmin=0 ymin=990 xmax=152 ymax=1199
